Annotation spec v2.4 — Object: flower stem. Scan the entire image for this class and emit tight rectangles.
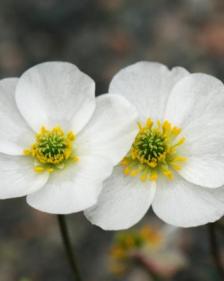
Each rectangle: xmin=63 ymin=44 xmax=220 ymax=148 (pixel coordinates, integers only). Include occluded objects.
xmin=57 ymin=215 xmax=82 ymax=281
xmin=208 ymin=223 xmax=224 ymax=279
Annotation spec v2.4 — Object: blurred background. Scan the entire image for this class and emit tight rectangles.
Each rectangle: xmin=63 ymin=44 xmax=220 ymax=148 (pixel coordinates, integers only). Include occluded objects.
xmin=0 ymin=0 xmax=223 ymax=280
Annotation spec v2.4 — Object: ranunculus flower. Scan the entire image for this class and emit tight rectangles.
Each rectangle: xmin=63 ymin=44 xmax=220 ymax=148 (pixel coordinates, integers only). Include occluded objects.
xmin=0 ymin=62 xmax=137 ymax=214
xmin=110 ymin=223 xmax=187 ymax=278
xmin=85 ymin=61 xmax=224 ymax=229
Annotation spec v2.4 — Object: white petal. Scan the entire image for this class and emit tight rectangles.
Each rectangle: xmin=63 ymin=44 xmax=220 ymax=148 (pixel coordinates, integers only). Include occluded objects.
xmin=179 ymin=157 xmax=224 ymax=188
xmin=0 ymin=78 xmax=34 ymax=155
xmin=0 ymin=153 xmax=48 ymax=199
xmin=27 ymin=155 xmax=113 ymax=214
xmin=183 ymin=117 xmax=224 ymax=156
xmin=164 ymin=74 xmax=224 ymax=187
xmin=76 ymin=94 xmax=138 ymax=165
xmin=178 ymin=108 xmax=224 ymax=188
xmin=152 ymin=174 xmax=224 ymax=227
xmin=16 ymin=62 xmax=95 ymax=133
xmin=164 ymin=73 xmax=224 ymax=128
xmin=85 ymin=166 xmax=156 ymax=230
xmin=178 ymin=117 xmax=224 ymax=187
xmin=109 ymin=62 xmax=189 ymax=120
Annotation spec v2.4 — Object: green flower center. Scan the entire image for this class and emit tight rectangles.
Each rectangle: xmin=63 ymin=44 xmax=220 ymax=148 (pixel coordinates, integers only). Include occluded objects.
xmin=121 ymin=119 xmax=187 ymax=181
xmin=133 ymin=131 xmax=166 ymax=164
xmin=24 ymin=126 xmax=79 ymax=173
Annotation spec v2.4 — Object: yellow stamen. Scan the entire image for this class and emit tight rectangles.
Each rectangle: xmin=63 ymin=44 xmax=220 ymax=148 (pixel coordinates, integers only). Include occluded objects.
xmin=140 ymin=174 xmax=148 ymax=182
xmin=124 ymin=167 xmax=131 ymax=176
xmin=150 ymin=171 xmax=158 ymax=181
xmin=130 ymin=169 xmax=139 ymax=177
xmin=146 ymin=118 xmax=153 ymax=128
xmin=24 ymin=126 xmax=78 ymax=174
xmin=34 ymin=166 xmax=45 ymax=173
xmin=47 ymin=168 xmax=54 ymax=173
xmin=172 ymin=127 xmax=181 ymax=136
xmin=174 ymin=137 xmax=186 ymax=147
xmin=23 ymin=149 xmax=31 ymax=156
xmin=163 ymin=169 xmax=173 ymax=180
xmin=72 ymin=156 xmax=79 ymax=162
xmin=172 ymin=156 xmax=187 ymax=162
xmin=137 ymin=121 xmax=143 ymax=130
xmin=171 ymin=163 xmax=182 ymax=171
xmin=120 ymin=118 xmax=187 ymax=182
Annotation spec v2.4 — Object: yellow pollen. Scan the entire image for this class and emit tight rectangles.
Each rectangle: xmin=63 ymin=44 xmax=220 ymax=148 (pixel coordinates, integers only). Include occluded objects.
xmin=72 ymin=156 xmax=79 ymax=162
xmin=121 ymin=158 xmax=129 ymax=166
xmin=146 ymin=118 xmax=153 ymax=128
xmin=172 ymin=156 xmax=187 ymax=162
xmin=150 ymin=171 xmax=158 ymax=181
xmin=24 ymin=126 xmax=78 ymax=173
xmin=162 ymin=169 xmax=174 ymax=180
xmin=140 ymin=226 xmax=162 ymax=247
xmin=171 ymin=164 xmax=182 ymax=171
xmin=130 ymin=169 xmax=139 ymax=177
xmin=120 ymin=119 xmax=187 ymax=182
xmin=172 ymin=127 xmax=181 ymax=136
xmin=124 ymin=167 xmax=131 ymax=176
xmin=140 ymin=174 xmax=148 ymax=182
xmin=47 ymin=168 xmax=54 ymax=173
xmin=34 ymin=166 xmax=45 ymax=173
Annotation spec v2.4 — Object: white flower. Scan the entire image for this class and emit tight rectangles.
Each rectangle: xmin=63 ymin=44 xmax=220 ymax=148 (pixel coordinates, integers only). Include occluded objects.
xmin=0 ymin=61 xmax=137 ymax=214
xmin=85 ymin=61 xmax=224 ymax=229
xmin=110 ymin=223 xmax=187 ymax=278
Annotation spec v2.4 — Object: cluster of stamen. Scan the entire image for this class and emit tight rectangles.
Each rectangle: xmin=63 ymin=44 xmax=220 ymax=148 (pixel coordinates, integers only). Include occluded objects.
xmin=121 ymin=119 xmax=187 ymax=182
xmin=24 ymin=126 xmax=78 ymax=173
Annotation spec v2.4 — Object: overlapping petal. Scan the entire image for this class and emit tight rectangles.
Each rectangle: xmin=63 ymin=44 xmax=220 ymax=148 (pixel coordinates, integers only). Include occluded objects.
xmin=178 ymin=119 xmax=224 ymax=188
xmin=109 ymin=61 xmax=189 ymax=121
xmin=27 ymin=155 xmax=113 ymax=214
xmin=85 ymin=167 xmax=156 ymax=230
xmin=0 ymin=78 xmax=34 ymax=155
xmin=164 ymin=74 xmax=224 ymax=187
xmin=0 ymin=153 xmax=48 ymax=199
xmin=15 ymin=62 xmax=95 ymax=133
xmin=76 ymin=94 xmax=138 ymax=165
xmin=164 ymin=73 xmax=224 ymax=128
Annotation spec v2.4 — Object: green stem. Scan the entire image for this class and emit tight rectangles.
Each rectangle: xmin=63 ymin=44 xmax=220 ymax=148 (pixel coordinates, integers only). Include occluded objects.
xmin=208 ymin=223 xmax=224 ymax=280
xmin=57 ymin=215 xmax=82 ymax=281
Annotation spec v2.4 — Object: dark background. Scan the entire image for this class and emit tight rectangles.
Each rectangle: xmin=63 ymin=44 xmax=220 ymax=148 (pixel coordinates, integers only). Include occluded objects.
xmin=0 ymin=0 xmax=223 ymax=280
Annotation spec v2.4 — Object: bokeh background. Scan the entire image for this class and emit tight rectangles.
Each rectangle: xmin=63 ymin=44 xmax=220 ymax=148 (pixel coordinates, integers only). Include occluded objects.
xmin=0 ymin=0 xmax=223 ymax=280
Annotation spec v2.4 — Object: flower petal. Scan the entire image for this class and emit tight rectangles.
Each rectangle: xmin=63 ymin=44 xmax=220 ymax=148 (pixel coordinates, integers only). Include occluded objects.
xmin=0 ymin=78 xmax=34 ymax=155
xmin=176 ymin=98 xmax=224 ymax=188
xmin=179 ymin=156 xmax=224 ymax=188
xmin=27 ymin=155 xmax=113 ymax=214
xmin=85 ymin=166 xmax=156 ymax=230
xmin=76 ymin=94 xmax=138 ymax=165
xmin=0 ymin=153 xmax=48 ymax=199
xmin=109 ymin=61 xmax=189 ymax=120
xmin=165 ymin=74 xmax=224 ymax=188
xmin=16 ymin=62 xmax=95 ymax=133
xmin=164 ymin=73 xmax=224 ymax=128
xmin=152 ymin=174 xmax=224 ymax=227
